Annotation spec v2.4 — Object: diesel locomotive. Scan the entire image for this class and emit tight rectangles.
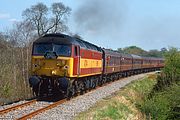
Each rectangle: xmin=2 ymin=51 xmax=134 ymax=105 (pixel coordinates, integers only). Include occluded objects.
xmin=29 ymin=33 xmax=164 ymax=98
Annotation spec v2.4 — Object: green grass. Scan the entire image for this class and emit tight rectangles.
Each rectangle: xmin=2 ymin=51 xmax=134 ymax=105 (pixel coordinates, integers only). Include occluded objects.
xmin=76 ymin=99 xmax=133 ymax=120
xmin=119 ymin=75 xmax=157 ymax=107
xmin=94 ymin=100 xmax=132 ymax=120
xmin=75 ymin=74 xmax=180 ymax=120
xmin=75 ymin=74 xmax=157 ymax=120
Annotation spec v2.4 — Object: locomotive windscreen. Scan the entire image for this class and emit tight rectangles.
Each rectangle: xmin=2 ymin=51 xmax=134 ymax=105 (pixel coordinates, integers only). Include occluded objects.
xmin=33 ymin=43 xmax=71 ymax=57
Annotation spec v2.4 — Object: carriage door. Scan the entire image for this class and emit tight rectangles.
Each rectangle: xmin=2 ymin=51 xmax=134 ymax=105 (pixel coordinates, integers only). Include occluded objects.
xmin=73 ymin=45 xmax=80 ymax=76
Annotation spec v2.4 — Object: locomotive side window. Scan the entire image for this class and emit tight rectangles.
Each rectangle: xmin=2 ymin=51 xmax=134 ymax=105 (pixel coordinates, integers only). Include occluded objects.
xmin=74 ymin=46 xmax=78 ymax=56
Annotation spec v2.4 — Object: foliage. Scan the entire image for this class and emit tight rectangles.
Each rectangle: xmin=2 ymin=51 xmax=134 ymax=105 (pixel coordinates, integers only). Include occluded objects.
xmin=76 ymin=70 xmax=179 ymax=120
xmin=150 ymin=47 xmax=180 ymax=94
xmin=96 ymin=101 xmax=131 ymax=120
xmin=139 ymin=47 xmax=180 ymax=120
xmin=121 ymin=46 xmax=147 ymax=56
xmin=117 ymin=46 xmax=167 ymax=57
xmin=0 ymin=82 xmax=12 ymax=98
xmin=163 ymin=47 xmax=180 ymax=82
xmin=122 ymin=76 xmax=157 ymax=109
xmin=75 ymin=75 xmax=156 ymax=120
xmin=145 ymin=49 xmax=163 ymax=57
xmin=0 ymin=39 xmax=32 ymax=103
xmin=139 ymin=82 xmax=180 ymax=120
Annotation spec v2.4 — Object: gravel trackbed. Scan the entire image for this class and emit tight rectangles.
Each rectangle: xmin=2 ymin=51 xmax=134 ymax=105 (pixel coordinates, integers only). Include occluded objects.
xmin=32 ymin=73 xmax=151 ymax=120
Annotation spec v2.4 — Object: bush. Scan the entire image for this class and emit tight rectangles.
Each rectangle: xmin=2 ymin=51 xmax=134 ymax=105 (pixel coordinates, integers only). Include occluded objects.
xmin=140 ymin=83 xmax=180 ymax=120
xmin=0 ymin=42 xmax=32 ymax=104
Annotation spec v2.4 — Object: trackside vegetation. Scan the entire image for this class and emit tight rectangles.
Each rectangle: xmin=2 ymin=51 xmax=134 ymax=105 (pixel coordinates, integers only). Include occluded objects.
xmin=0 ymin=2 xmax=71 ymax=105
xmin=75 ymin=75 xmax=157 ymax=120
xmin=75 ymin=48 xmax=180 ymax=120
xmin=140 ymin=47 xmax=180 ymax=120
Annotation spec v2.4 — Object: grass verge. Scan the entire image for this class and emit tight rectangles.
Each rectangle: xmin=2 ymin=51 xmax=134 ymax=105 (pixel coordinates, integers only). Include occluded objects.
xmin=75 ymin=73 xmax=180 ymax=120
xmin=75 ymin=74 xmax=157 ymax=120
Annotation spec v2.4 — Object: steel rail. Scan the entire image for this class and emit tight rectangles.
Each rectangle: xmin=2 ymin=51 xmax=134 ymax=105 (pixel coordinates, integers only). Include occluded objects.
xmin=0 ymin=99 xmax=37 ymax=115
xmin=16 ymin=78 xmax=125 ymax=120
xmin=16 ymin=73 xmax=150 ymax=120
xmin=17 ymin=99 xmax=66 ymax=120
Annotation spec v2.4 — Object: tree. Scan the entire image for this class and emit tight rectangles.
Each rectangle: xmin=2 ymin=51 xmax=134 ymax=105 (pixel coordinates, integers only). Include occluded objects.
xmin=160 ymin=47 xmax=168 ymax=55
xmin=121 ymin=46 xmax=147 ymax=55
xmin=117 ymin=46 xmax=167 ymax=57
xmin=146 ymin=49 xmax=162 ymax=57
xmin=0 ymin=2 xmax=72 ymax=103
xmin=0 ymin=33 xmax=9 ymax=49
xmin=50 ymin=3 xmax=71 ymax=33
xmin=13 ymin=21 xmax=35 ymax=46
xmin=163 ymin=47 xmax=180 ymax=83
xmin=22 ymin=2 xmax=71 ymax=37
xmin=117 ymin=48 xmax=124 ymax=53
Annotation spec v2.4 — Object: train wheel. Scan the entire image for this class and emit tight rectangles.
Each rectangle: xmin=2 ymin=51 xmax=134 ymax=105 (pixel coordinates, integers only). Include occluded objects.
xmin=91 ymin=78 xmax=97 ymax=89
xmin=39 ymin=81 xmax=49 ymax=97
xmin=66 ymin=83 xmax=76 ymax=100
xmin=98 ymin=76 xmax=103 ymax=86
xmin=32 ymin=85 xmax=39 ymax=97
xmin=84 ymin=79 xmax=90 ymax=93
xmin=76 ymin=80 xmax=84 ymax=95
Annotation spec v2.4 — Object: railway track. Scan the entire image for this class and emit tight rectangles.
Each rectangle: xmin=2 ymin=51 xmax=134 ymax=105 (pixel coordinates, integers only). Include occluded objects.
xmin=0 ymin=80 xmax=120 ymax=120
xmin=0 ymin=73 xmax=153 ymax=120
xmin=0 ymin=98 xmax=64 ymax=120
xmin=18 ymin=78 xmax=124 ymax=119
xmin=17 ymin=99 xmax=66 ymax=120
xmin=0 ymin=99 xmax=37 ymax=115
xmin=0 ymin=80 xmax=116 ymax=120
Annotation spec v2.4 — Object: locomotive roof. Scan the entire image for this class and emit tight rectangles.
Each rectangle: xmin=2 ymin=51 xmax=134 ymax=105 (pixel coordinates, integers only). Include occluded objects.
xmin=34 ymin=33 xmax=79 ymax=45
xmin=33 ymin=33 xmax=102 ymax=52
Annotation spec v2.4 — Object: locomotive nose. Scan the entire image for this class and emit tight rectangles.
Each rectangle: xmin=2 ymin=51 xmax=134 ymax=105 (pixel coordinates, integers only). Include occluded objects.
xmin=29 ymin=76 xmax=40 ymax=87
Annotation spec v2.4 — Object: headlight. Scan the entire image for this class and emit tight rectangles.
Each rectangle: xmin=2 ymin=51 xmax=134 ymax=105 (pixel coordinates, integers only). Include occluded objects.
xmin=63 ymin=65 xmax=69 ymax=70
xmin=52 ymin=70 xmax=57 ymax=75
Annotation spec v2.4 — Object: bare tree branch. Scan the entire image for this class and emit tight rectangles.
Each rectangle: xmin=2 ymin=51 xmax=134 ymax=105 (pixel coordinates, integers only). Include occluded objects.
xmin=22 ymin=2 xmax=71 ymax=37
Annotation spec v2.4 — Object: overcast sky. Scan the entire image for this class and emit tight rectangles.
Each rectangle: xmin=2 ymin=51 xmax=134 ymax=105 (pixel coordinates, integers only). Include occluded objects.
xmin=0 ymin=0 xmax=180 ymax=50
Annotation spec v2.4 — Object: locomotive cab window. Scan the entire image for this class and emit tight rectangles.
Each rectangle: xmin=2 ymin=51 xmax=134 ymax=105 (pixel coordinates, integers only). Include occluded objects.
xmin=33 ymin=43 xmax=71 ymax=57
xmin=53 ymin=44 xmax=71 ymax=56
